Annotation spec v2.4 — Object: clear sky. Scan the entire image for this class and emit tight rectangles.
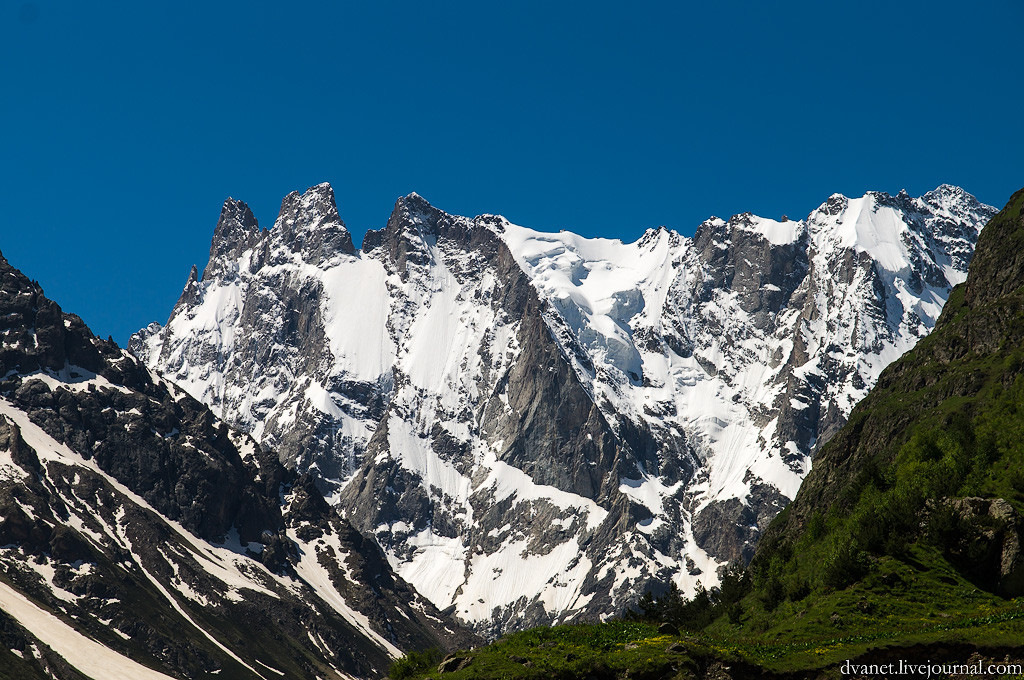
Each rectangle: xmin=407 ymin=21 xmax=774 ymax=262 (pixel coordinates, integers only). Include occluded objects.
xmin=2 ymin=1 xmax=1021 ymax=345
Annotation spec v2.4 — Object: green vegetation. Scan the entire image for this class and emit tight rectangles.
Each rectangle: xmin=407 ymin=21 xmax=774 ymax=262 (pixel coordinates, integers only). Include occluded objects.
xmin=752 ymin=365 xmax=1024 ymax=599
xmin=628 ymin=563 xmax=750 ymax=630
xmin=389 ymin=648 xmax=442 ymax=679
xmin=389 ymin=621 xmax=713 ymax=680
xmin=391 ymin=586 xmax=1024 ymax=679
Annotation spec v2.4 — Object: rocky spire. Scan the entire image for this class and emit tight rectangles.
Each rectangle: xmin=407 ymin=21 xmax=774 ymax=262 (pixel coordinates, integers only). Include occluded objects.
xmin=202 ymin=197 xmax=261 ymax=281
xmin=270 ymin=182 xmax=355 ymax=265
xmin=361 ymin=192 xmax=448 ymax=279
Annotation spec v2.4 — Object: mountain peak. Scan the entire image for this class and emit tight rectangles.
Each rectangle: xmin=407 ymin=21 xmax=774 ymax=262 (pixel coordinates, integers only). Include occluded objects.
xmin=203 ymin=197 xmax=261 ymax=281
xmin=378 ymin=192 xmax=446 ymax=239
xmin=271 ymin=182 xmax=355 ymax=264
xmin=920 ymin=183 xmax=987 ymax=215
xmin=357 ymin=192 xmax=451 ymax=277
xmin=275 ymin=182 xmax=341 ymax=231
xmin=392 ymin=191 xmax=442 ymax=225
xmin=636 ymin=224 xmax=681 ymax=249
xmin=279 ymin=181 xmax=337 ymax=214
xmin=929 ymin=182 xmax=967 ymax=196
xmin=219 ymin=196 xmax=259 ymax=230
xmin=816 ymin=193 xmax=850 ymax=217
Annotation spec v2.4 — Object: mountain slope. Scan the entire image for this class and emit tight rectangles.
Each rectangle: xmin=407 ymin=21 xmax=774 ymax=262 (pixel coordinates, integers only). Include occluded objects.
xmin=700 ymin=186 xmax=1024 ymax=670
xmin=755 ymin=185 xmax=1024 ymax=582
xmin=0 ymin=251 xmax=473 ymax=679
xmin=390 ymin=187 xmax=1024 ymax=680
xmin=131 ymin=183 xmax=994 ymax=635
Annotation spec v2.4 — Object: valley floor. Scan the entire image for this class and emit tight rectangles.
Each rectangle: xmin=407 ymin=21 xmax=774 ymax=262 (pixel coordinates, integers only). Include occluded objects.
xmin=395 ymin=610 xmax=1024 ymax=680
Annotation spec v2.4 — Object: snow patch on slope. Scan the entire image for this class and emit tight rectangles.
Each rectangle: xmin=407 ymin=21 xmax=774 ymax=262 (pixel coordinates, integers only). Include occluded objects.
xmin=287 ymin=525 xmax=402 ymax=658
xmin=0 ymin=579 xmax=177 ymax=680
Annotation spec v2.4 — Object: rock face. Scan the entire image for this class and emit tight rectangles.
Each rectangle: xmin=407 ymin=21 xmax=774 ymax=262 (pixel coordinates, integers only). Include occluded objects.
xmin=131 ymin=182 xmax=995 ymax=636
xmin=0 ymin=250 xmax=473 ymax=679
xmin=939 ymin=498 xmax=1024 ymax=597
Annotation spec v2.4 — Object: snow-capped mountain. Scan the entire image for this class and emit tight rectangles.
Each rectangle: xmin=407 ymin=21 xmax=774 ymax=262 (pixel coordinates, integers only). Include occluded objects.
xmin=131 ymin=182 xmax=995 ymax=636
xmin=0 ymin=250 xmax=473 ymax=680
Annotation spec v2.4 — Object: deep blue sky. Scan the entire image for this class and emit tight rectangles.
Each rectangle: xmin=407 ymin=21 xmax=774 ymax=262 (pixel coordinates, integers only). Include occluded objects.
xmin=2 ymin=1 xmax=1021 ymax=345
